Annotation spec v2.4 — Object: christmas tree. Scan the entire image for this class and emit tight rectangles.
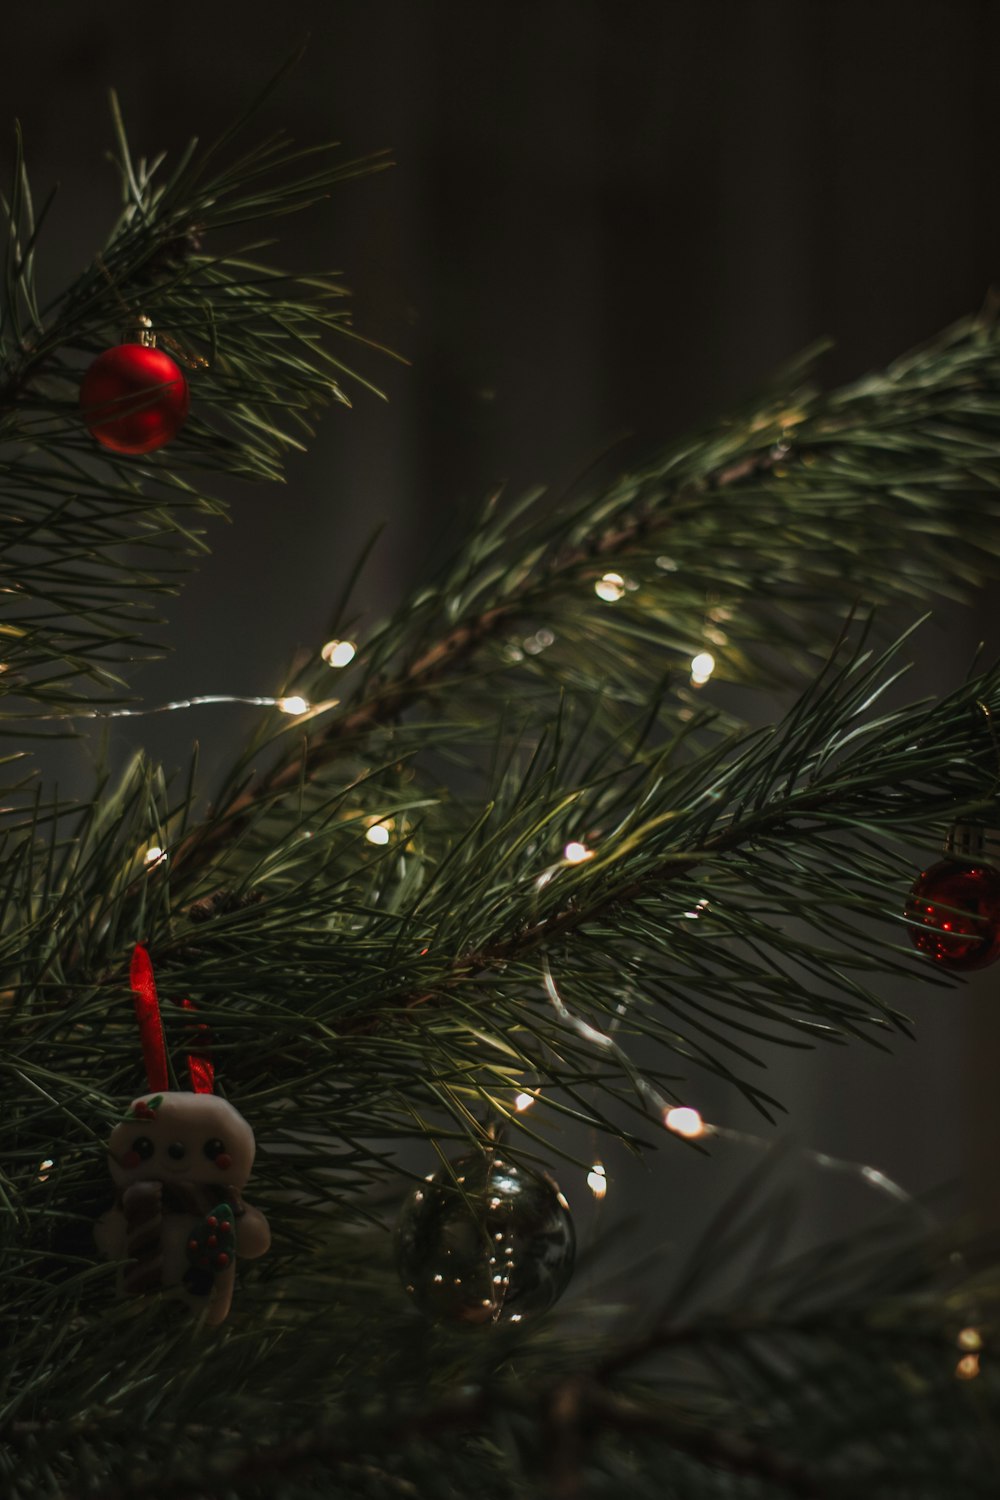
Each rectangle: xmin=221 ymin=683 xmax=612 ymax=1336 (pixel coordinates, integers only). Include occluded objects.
xmin=5 ymin=77 xmax=1000 ymax=1499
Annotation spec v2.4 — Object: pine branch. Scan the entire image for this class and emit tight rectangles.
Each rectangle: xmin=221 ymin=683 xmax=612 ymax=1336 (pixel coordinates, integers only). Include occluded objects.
xmin=9 ymin=1171 xmax=998 ymax=1500
xmin=8 ymin=621 xmax=998 ymax=1157
xmin=0 ymin=79 xmax=389 ymax=707
xmin=166 ymin=307 xmax=1000 ymax=889
xmin=9 ymin=85 xmax=1000 ymax=1496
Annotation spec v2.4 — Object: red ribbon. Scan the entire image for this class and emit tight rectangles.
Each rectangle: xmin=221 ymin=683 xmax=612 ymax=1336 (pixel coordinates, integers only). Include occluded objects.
xmin=129 ymin=944 xmax=169 ymax=1094
xmin=179 ymin=996 xmax=215 ymax=1095
xmin=129 ymin=944 xmax=215 ymax=1095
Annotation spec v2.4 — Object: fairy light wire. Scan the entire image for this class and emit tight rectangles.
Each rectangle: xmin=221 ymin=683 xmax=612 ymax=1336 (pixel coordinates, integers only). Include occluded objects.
xmin=540 ymin=956 xmax=930 ymax=1224
xmin=19 ymin=693 xmax=339 ymax=723
xmin=21 ymin=663 xmax=934 ymax=1229
xmin=14 ymin=631 xmax=359 ymax=724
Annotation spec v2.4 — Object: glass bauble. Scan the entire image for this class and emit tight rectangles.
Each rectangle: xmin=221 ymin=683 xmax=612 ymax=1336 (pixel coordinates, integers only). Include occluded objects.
xmin=905 ymin=858 xmax=1000 ymax=971
xmin=396 ymin=1153 xmax=575 ymax=1326
xmin=80 ymin=343 xmax=190 ymax=455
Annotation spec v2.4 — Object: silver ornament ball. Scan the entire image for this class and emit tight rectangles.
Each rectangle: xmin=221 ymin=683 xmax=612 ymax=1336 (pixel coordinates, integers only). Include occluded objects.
xmin=396 ymin=1153 xmax=575 ymax=1326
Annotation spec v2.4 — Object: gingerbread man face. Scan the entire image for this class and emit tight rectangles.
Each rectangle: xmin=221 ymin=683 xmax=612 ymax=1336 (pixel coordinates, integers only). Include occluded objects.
xmin=107 ymin=1092 xmax=256 ymax=1191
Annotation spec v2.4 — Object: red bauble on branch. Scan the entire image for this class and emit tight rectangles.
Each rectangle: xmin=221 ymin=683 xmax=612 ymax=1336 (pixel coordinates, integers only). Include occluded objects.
xmin=905 ymin=844 xmax=1000 ymax=972
xmin=79 ymin=342 xmax=190 ymax=455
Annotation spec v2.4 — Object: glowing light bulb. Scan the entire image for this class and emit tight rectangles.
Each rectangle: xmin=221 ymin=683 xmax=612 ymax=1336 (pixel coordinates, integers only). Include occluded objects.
xmin=523 ymin=627 xmax=556 ymax=656
xmin=514 ymin=1092 xmax=535 ymax=1112
xmin=321 ymin=639 xmax=357 ymax=668
xmin=587 ymin=1163 xmax=607 ymax=1200
xmin=365 ymin=823 xmax=391 ymax=846
xmin=144 ymin=846 xmax=165 ymax=867
xmin=956 ymin=1353 xmax=981 ymax=1380
xmin=958 ymin=1327 xmax=983 ymax=1352
xmin=690 ymin=652 xmax=715 ymax=686
xmin=563 ymin=840 xmax=594 ymax=864
xmin=594 ymin=572 xmax=626 ymax=602
xmin=664 ymin=1105 xmax=705 ymax=1139
xmin=277 ymin=695 xmax=310 ymax=716
xmin=38 ymin=1158 xmax=54 ymax=1181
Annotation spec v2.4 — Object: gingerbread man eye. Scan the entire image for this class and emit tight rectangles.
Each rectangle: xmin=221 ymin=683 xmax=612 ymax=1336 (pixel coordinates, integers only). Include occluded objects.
xmin=203 ymin=1138 xmax=231 ymax=1169
xmin=121 ymin=1135 xmax=156 ymax=1168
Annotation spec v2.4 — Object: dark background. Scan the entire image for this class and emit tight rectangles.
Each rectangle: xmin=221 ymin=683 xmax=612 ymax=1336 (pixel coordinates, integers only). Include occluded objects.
xmin=5 ymin=0 xmax=1000 ymax=1256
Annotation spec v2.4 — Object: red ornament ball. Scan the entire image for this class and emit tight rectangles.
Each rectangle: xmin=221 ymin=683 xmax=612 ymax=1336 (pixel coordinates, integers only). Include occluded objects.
xmin=905 ymin=858 xmax=1000 ymax=971
xmin=79 ymin=343 xmax=190 ymax=455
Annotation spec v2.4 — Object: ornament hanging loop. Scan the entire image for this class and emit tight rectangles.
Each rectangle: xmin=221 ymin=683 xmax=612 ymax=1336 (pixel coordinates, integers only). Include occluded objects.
xmin=129 ymin=943 xmax=170 ymax=1094
xmin=128 ymin=943 xmax=215 ymax=1094
xmin=976 ymin=697 xmax=1000 ymax=794
xmin=129 ymin=314 xmax=157 ymax=349
xmin=941 ymin=697 xmax=1000 ymax=860
xmin=123 ymin=313 xmax=207 ymax=371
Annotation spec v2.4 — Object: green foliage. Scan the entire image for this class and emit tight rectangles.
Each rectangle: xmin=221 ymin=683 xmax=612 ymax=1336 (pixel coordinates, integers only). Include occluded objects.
xmin=4 ymin=86 xmax=1000 ymax=1498
xmin=0 ymin=71 xmax=388 ymax=708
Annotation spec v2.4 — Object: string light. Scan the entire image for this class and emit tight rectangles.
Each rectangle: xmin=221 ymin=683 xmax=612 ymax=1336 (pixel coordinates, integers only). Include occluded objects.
xmin=958 ymin=1327 xmax=983 ymax=1352
xmin=143 ymin=846 xmax=165 ymax=868
xmin=321 ymin=639 xmax=357 ymax=668
xmin=514 ymin=1092 xmax=535 ymax=1112
xmin=690 ymin=651 xmax=715 ymax=686
xmin=956 ymin=1353 xmax=981 ymax=1381
xmin=540 ymin=960 xmax=927 ymax=1226
xmin=365 ymin=822 xmax=391 ymax=846
xmin=587 ymin=1163 xmax=607 ymax=1200
xmin=563 ymin=840 xmax=594 ymax=864
xmin=38 ymin=1158 xmax=54 ymax=1181
xmin=664 ymin=1106 xmax=706 ymax=1139
xmin=20 ymin=693 xmax=326 ymax=722
xmin=594 ymin=572 xmax=626 ymax=602
xmin=523 ymin=628 xmax=556 ymax=655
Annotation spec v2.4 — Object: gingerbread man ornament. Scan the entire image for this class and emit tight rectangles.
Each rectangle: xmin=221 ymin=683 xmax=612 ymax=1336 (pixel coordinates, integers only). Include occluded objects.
xmin=95 ymin=946 xmax=269 ymax=1325
xmin=96 ymin=1090 xmax=270 ymax=1325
